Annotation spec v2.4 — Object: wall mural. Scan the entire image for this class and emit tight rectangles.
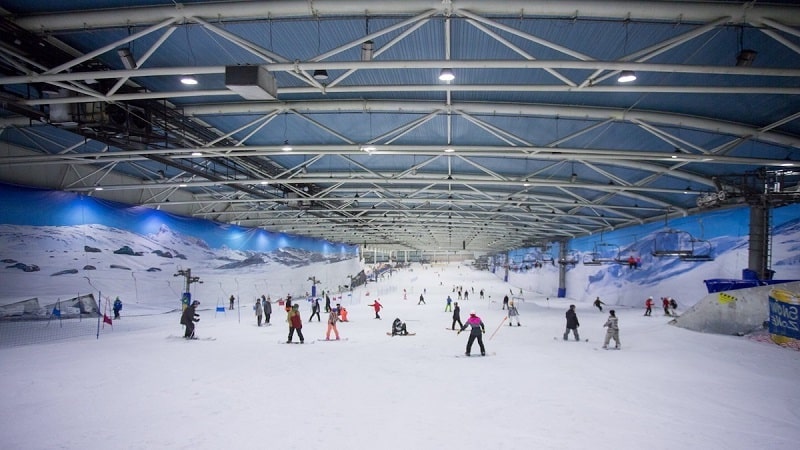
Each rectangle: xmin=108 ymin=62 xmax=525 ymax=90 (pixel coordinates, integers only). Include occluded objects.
xmin=0 ymin=183 xmax=362 ymax=317
xmin=499 ymin=204 xmax=800 ymax=308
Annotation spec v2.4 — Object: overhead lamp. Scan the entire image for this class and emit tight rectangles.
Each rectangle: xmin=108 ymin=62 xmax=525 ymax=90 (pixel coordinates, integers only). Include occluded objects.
xmin=191 ymin=151 xmax=203 ymax=157
xmin=180 ymin=75 xmax=198 ymax=85
xmin=281 ymin=140 xmax=293 ymax=151
xmin=617 ymin=70 xmax=636 ymax=83
xmin=361 ymin=40 xmax=374 ymax=61
xmin=439 ymin=68 xmax=455 ymax=81
xmin=570 ymin=173 xmax=577 ymax=183
xmin=444 ymin=147 xmax=455 ymax=153
xmin=313 ymin=69 xmax=329 ymax=80
xmin=736 ymin=49 xmax=757 ymax=67
xmin=117 ymin=48 xmax=136 ymax=70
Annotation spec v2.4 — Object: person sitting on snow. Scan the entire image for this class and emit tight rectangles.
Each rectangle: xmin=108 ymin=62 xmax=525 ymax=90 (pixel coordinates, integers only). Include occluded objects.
xmin=391 ymin=318 xmax=409 ymax=336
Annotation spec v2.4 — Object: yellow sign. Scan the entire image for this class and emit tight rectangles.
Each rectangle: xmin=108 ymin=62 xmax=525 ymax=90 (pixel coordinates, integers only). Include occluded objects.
xmin=718 ymin=292 xmax=738 ymax=304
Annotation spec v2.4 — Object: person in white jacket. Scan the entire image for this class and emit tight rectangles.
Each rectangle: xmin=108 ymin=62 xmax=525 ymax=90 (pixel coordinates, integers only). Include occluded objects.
xmin=602 ymin=310 xmax=620 ymax=349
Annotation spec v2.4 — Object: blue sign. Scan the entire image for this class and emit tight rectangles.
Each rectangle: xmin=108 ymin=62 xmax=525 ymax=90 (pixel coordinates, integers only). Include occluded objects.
xmin=768 ymin=296 xmax=800 ymax=340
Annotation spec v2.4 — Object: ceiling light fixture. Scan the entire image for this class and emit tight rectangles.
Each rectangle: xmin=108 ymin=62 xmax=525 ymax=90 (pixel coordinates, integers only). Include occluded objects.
xmin=439 ymin=68 xmax=455 ymax=82
xmin=313 ymin=69 xmax=329 ymax=80
xmin=736 ymin=49 xmax=757 ymax=67
xmin=117 ymin=48 xmax=136 ymax=70
xmin=281 ymin=140 xmax=293 ymax=151
xmin=180 ymin=75 xmax=198 ymax=85
xmin=361 ymin=40 xmax=374 ymax=61
xmin=191 ymin=151 xmax=203 ymax=157
xmin=444 ymin=147 xmax=455 ymax=153
xmin=617 ymin=70 xmax=636 ymax=83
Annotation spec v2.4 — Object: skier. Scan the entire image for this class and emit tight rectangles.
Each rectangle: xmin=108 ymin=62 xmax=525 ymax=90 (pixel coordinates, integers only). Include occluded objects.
xmin=451 ymin=302 xmax=463 ymax=330
xmin=593 ymin=297 xmax=605 ymax=312
xmin=418 ymin=293 xmax=426 ymax=305
xmin=445 ymin=295 xmax=453 ymax=312
xmin=309 ymin=298 xmax=321 ymax=322
xmin=502 ymin=294 xmax=509 ymax=310
xmin=180 ymin=300 xmax=200 ymax=339
xmin=644 ymin=296 xmax=654 ymax=316
xmin=479 ymin=289 xmax=484 ymax=300
xmin=662 ymin=297 xmax=671 ymax=316
xmin=508 ymin=300 xmax=521 ymax=327
xmin=255 ymin=297 xmax=263 ymax=326
xmin=463 ymin=290 xmax=469 ymax=301
xmin=325 ymin=305 xmax=340 ymax=340
xmin=391 ymin=318 xmax=410 ymax=336
xmin=602 ymin=310 xmax=620 ymax=349
xmin=458 ymin=310 xmax=486 ymax=356
xmin=262 ymin=295 xmax=272 ymax=324
xmin=563 ymin=304 xmax=580 ymax=341
xmin=369 ymin=299 xmax=383 ymax=319
xmin=669 ymin=298 xmax=678 ymax=315
xmin=324 ymin=293 xmax=331 ymax=313
xmin=286 ymin=304 xmax=304 ymax=344
xmin=229 ymin=294 xmax=235 ymax=310
xmin=113 ymin=296 xmax=123 ymax=319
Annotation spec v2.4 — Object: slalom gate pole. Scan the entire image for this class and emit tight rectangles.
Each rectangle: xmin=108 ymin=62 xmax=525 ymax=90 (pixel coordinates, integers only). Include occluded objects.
xmin=489 ymin=316 xmax=507 ymax=340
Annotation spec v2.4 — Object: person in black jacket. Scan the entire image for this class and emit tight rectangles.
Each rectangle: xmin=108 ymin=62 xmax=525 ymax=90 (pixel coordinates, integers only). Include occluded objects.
xmin=181 ymin=301 xmax=200 ymax=339
xmin=451 ymin=302 xmax=463 ymax=330
xmin=563 ymin=304 xmax=580 ymax=341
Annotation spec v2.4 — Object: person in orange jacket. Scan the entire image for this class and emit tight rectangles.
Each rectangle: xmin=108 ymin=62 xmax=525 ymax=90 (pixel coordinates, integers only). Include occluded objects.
xmin=644 ymin=296 xmax=654 ymax=316
xmin=337 ymin=304 xmax=349 ymax=322
xmin=369 ymin=299 xmax=383 ymax=319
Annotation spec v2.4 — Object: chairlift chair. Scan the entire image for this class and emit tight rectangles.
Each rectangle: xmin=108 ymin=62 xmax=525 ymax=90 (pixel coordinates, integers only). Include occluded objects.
xmin=652 ymin=229 xmax=694 ymax=257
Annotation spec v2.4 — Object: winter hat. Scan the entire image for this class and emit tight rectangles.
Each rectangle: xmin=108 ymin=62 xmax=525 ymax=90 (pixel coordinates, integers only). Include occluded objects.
xmin=192 ymin=300 xmax=200 ymax=306
xmin=609 ymin=310 xmax=616 ymax=316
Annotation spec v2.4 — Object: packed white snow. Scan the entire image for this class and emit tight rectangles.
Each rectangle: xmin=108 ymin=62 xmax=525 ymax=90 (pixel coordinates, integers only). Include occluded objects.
xmin=1 ymin=263 xmax=799 ymax=450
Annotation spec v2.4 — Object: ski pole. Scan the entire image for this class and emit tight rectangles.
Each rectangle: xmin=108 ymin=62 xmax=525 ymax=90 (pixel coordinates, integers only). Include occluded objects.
xmin=489 ymin=316 xmax=508 ymax=340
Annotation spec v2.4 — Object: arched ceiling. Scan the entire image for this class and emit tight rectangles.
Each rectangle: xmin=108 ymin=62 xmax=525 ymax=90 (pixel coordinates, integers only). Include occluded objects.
xmin=0 ymin=1 xmax=798 ymax=252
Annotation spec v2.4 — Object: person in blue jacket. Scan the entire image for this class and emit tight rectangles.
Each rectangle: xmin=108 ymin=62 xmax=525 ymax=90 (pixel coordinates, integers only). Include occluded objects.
xmin=113 ymin=297 xmax=123 ymax=319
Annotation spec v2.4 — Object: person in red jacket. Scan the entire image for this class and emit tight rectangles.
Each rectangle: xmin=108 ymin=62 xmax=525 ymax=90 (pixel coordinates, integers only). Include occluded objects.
xmin=287 ymin=304 xmax=304 ymax=343
xmin=644 ymin=297 xmax=654 ymax=316
xmin=662 ymin=297 xmax=671 ymax=316
xmin=369 ymin=299 xmax=383 ymax=319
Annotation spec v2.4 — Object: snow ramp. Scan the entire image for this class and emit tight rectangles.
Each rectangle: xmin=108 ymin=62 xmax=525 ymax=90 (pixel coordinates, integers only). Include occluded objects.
xmin=671 ymin=281 xmax=800 ymax=335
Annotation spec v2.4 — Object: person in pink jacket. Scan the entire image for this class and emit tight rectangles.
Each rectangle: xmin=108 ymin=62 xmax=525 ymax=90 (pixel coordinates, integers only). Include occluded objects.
xmin=325 ymin=308 xmax=340 ymax=340
xmin=457 ymin=311 xmax=486 ymax=356
xmin=369 ymin=299 xmax=383 ymax=319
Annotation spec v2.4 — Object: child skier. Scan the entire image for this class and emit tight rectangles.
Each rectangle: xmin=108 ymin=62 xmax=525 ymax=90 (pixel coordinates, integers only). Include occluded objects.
xmin=508 ymin=301 xmax=521 ymax=326
xmin=325 ymin=306 xmax=340 ymax=340
xmin=593 ymin=297 xmax=604 ymax=312
xmin=458 ymin=310 xmax=486 ymax=356
xmin=113 ymin=297 xmax=123 ymax=319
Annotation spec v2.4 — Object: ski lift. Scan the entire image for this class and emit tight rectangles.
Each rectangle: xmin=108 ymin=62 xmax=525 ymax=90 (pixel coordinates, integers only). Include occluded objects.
xmin=559 ymin=250 xmax=579 ymax=266
xmin=679 ymin=238 xmax=714 ymax=261
xmin=582 ymin=252 xmax=603 ymax=266
xmin=652 ymin=229 xmax=694 ymax=257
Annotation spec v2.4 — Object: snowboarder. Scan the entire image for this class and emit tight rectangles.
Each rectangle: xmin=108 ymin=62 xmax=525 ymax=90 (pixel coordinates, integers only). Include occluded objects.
xmin=262 ymin=295 xmax=272 ymax=324
xmin=229 ymin=294 xmax=235 ymax=310
xmin=508 ymin=301 xmax=521 ymax=327
xmin=563 ymin=304 xmax=580 ymax=340
xmin=593 ymin=297 xmax=605 ymax=312
xmin=458 ymin=310 xmax=486 ymax=356
xmin=369 ymin=299 xmax=383 ymax=319
xmin=255 ymin=297 xmax=263 ymax=326
xmin=451 ymin=302 xmax=463 ymax=330
xmin=325 ymin=306 xmax=340 ymax=340
xmin=418 ymin=293 xmax=426 ymax=305
xmin=644 ymin=297 xmax=654 ymax=316
xmin=309 ymin=298 xmax=321 ymax=322
xmin=287 ymin=304 xmax=304 ymax=343
xmin=339 ymin=305 xmax=349 ymax=322
xmin=502 ymin=294 xmax=509 ymax=310
xmin=391 ymin=318 xmax=410 ymax=336
xmin=445 ymin=295 xmax=453 ymax=312
xmin=113 ymin=296 xmax=122 ymax=319
xmin=180 ymin=300 xmax=200 ymax=339
xmin=602 ymin=310 xmax=620 ymax=349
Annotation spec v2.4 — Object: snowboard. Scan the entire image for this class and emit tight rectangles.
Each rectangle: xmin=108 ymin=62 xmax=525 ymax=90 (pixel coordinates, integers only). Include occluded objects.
xmin=387 ymin=332 xmax=416 ymax=336
xmin=455 ymin=352 xmax=496 ymax=358
xmin=279 ymin=340 xmax=315 ymax=345
xmin=594 ymin=346 xmax=622 ymax=351
xmin=317 ymin=338 xmax=349 ymax=342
